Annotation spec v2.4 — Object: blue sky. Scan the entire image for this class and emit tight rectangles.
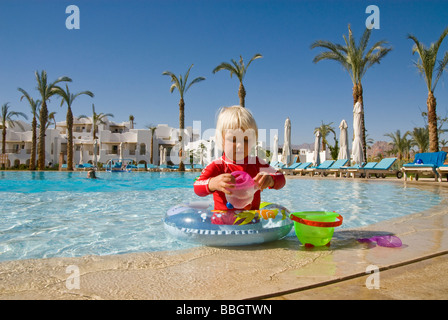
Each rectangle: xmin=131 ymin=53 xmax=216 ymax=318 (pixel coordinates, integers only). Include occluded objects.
xmin=1 ymin=0 xmax=447 ymax=146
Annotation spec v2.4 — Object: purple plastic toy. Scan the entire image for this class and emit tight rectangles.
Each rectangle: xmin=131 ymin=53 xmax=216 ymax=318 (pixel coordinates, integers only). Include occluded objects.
xmin=225 ymin=171 xmax=257 ymax=209
xmin=358 ymin=235 xmax=402 ymax=248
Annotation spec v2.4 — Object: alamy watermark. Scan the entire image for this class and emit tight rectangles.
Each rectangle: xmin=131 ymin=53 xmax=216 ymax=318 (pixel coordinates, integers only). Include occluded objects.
xmin=66 ymin=265 xmax=80 ymax=290
xmin=66 ymin=5 xmax=80 ymax=30
xmin=365 ymin=265 xmax=380 ymax=289
xmin=365 ymin=5 xmax=380 ymax=30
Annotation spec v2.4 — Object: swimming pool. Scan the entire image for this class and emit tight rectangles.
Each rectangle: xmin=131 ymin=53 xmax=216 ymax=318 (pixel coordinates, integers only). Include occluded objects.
xmin=0 ymin=171 xmax=443 ymax=262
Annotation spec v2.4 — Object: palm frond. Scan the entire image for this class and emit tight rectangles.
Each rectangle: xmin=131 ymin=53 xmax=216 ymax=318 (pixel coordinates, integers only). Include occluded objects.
xmin=433 ymin=50 xmax=448 ymax=91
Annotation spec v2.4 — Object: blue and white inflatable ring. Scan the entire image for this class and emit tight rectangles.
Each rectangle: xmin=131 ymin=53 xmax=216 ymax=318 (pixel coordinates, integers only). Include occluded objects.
xmin=163 ymin=201 xmax=293 ymax=246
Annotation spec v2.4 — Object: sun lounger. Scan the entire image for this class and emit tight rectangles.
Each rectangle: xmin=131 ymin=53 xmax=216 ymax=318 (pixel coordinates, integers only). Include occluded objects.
xmin=147 ymin=164 xmax=159 ymax=171
xmin=137 ymin=164 xmax=146 ymax=171
xmin=291 ymin=162 xmax=312 ymax=175
xmin=272 ymin=162 xmax=286 ymax=169
xmin=364 ymin=158 xmax=399 ymax=178
xmin=325 ymin=159 xmax=349 ymax=177
xmin=343 ymin=162 xmax=375 ymax=178
xmin=281 ymin=162 xmax=302 ymax=175
xmin=436 ymin=165 xmax=448 ymax=182
xmin=306 ymin=160 xmax=335 ymax=176
xmin=402 ymin=151 xmax=447 ymax=181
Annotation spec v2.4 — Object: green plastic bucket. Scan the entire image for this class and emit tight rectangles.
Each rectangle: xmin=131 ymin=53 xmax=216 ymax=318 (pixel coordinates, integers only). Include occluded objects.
xmin=290 ymin=211 xmax=343 ymax=247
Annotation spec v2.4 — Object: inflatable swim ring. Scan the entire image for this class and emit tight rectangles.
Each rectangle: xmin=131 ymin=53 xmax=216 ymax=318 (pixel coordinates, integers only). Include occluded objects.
xmin=164 ymin=201 xmax=293 ymax=246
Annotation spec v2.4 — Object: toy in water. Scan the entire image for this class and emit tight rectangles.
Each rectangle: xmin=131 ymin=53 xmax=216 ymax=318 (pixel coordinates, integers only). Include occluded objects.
xmin=225 ymin=171 xmax=258 ymax=209
xmin=164 ymin=201 xmax=293 ymax=246
xmin=358 ymin=235 xmax=402 ymax=248
xmin=289 ymin=211 xmax=343 ymax=248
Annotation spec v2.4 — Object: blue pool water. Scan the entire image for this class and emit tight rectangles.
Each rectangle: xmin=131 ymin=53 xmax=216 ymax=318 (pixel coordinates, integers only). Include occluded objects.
xmin=0 ymin=171 xmax=443 ymax=262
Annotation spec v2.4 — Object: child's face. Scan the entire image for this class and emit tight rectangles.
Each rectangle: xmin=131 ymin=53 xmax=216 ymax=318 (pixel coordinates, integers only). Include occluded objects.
xmin=223 ymin=129 xmax=256 ymax=162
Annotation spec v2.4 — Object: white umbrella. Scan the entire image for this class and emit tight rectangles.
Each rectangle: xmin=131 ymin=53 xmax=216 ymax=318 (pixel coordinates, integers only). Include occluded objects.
xmin=163 ymin=147 xmax=167 ymax=165
xmin=271 ymin=134 xmax=278 ymax=163
xmin=281 ymin=118 xmax=292 ymax=166
xmin=79 ymin=144 xmax=84 ymax=165
xmin=159 ymin=145 xmax=163 ymax=165
xmin=338 ymin=119 xmax=349 ymax=160
xmin=119 ymin=142 xmax=124 ymax=161
xmin=93 ymin=139 xmax=98 ymax=167
xmin=209 ymin=139 xmax=215 ymax=163
xmin=313 ymin=130 xmax=321 ymax=166
xmin=351 ymin=102 xmax=364 ymax=165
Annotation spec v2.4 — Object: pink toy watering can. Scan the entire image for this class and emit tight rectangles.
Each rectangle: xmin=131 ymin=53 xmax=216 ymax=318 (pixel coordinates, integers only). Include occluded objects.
xmin=225 ymin=171 xmax=257 ymax=209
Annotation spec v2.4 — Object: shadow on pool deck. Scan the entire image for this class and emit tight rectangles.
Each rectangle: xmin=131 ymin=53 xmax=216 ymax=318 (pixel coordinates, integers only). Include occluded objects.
xmin=0 ymin=179 xmax=447 ymax=300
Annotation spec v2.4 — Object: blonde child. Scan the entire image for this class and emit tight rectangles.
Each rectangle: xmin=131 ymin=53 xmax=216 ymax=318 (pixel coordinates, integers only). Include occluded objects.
xmin=194 ymin=106 xmax=285 ymax=212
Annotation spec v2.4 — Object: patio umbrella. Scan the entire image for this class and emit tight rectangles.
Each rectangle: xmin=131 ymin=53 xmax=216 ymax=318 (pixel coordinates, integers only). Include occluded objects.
xmin=313 ymin=130 xmax=321 ymax=166
xmin=93 ymin=139 xmax=98 ymax=167
xmin=338 ymin=119 xmax=349 ymax=160
xmin=209 ymin=138 xmax=215 ymax=163
xmin=79 ymin=144 xmax=84 ymax=165
xmin=119 ymin=142 xmax=124 ymax=161
xmin=271 ymin=134 xmax=278 ymax=163
xmin=159 ymin=145 xmax=163 ymax=165
xmin=351 ymin=102 xmax=364 ymax=165
xmin=281 ymin=117 xmax=292 ymax=166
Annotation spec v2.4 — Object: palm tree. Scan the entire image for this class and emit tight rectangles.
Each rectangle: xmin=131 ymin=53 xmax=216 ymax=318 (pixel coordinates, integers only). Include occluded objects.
xmin=212 ymin=53 xmax=262 ymax=108
xmin=54 ymin=85 xmax=94 ymax=171
xmin=385 ymin=130 xmax=411 ymax=160
xmin=35 ymin=71 xmax=72 ymax=170
xmin=1 ymin=103 xmax=28 ymax=168
xmin=129 ymin=115 xmax=135 ymax=129
xmin=162 ymin=64 xmax=205 ymax=171
xmin=18 ymin=88 xmax=41 ymax=170
xmin=408 ymin=26 xmax=448 ymax=152
xmin=409 ymin=127 xmax=429 ymax=153
xmin=79 ymin=104 xmax=114 ymax=140
xmin=145 ymin=124 xmax=157 ymax=165
xmin=47 ymin=112 xmax=57 ymax=129
xmin=313 ymin=121 xmax=335 ymax=151
xmin=311 ymin=25 xmax=392 ymax=161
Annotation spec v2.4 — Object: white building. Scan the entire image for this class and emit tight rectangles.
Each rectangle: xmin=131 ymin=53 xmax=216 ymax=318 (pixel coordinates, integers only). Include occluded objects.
xmin=0 ymin=117 xmax=203 ymax=169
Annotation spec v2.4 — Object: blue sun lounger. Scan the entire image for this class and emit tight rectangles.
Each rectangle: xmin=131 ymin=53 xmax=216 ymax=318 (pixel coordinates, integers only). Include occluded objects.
xmin=343 ymin=162 xmax=376 ymax=178
xmin=436 ymin=165 xmax=448 ymax=182
xmin=364 ymin=158 xmax=399 ymax=178
xmin=325 ymin=159 xmax=349 ymax=177
xmin=292 ymin=162 xmax=313 ymax=175
xmin=281 ymin=162 xmax=302 ymax=175
xmin=402 ymin=151 xmax=447 ymax=181
xmin=307 ymin=160 xmax=335 ymax=176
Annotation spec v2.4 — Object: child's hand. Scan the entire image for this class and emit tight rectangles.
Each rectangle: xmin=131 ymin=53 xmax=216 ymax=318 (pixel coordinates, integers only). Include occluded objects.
xmin=254 ymin=172 xmax=274 ymax=191
xmin=208 ymin=174 xmax=235 ymax=195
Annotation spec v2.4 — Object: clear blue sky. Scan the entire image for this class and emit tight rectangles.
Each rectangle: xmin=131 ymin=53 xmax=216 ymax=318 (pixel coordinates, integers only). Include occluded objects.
xmin=1 ymin=0 xmax=447 ymax=146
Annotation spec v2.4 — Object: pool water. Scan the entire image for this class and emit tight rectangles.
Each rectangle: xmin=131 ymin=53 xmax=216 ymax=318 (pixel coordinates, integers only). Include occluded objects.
xmin=0 ymin=171 xmax=443 ymax=262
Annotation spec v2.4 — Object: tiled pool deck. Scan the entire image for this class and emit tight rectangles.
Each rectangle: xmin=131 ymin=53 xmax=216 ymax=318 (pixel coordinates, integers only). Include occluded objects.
xmin=0 ymin=177 xmax=447 ymax=300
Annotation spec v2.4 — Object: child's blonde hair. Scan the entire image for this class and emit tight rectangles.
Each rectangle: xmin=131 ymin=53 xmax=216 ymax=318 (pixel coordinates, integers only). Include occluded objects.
xmin=215 ymin=105 xmax=258 ymax=150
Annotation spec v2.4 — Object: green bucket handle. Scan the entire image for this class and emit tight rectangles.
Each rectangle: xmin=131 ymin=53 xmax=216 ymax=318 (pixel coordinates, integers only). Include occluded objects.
xmin=290 ymin=212 xmax=343 ymax=228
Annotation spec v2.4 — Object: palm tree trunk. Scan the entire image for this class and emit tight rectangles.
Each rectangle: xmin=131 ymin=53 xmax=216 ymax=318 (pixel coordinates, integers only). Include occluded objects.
xmin=37 ymin=101 xmax=48 ymax=170
xmin=1 ymin=127 xmax=6 ymax=154
xmin=29 ymin=117 xmax=37 ymax=170
xmin=1 ymin=127 xmax=5 ymax=169
xmin=150 ymin=129 xmax=154 ymax=165
xmin=67 ymin=106 xmax=74 ymax=171
xmin=178 ymin=98 xmax=185 ymax=171
xmin=239 ymin=82 xmax=246 ymax=108
xmin=427 ymin=91 xmax=439 ymax=152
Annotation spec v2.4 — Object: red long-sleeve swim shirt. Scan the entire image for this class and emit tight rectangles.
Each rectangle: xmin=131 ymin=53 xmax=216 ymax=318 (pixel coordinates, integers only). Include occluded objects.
xmin=193 ymin=154 xmax=286 ymax=210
